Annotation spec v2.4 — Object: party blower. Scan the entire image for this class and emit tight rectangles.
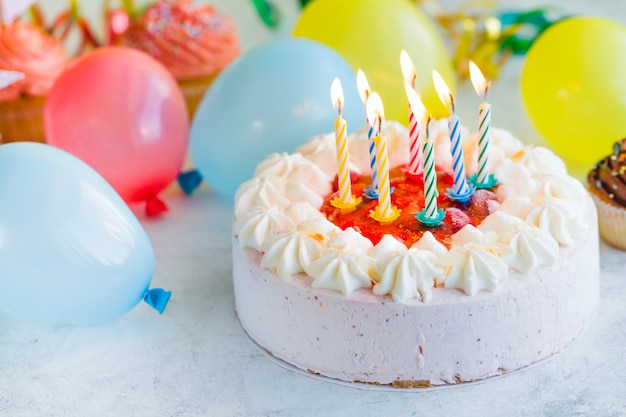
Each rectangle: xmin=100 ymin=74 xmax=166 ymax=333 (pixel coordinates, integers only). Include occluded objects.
xmin=0 ymin=143 xmax=171 ymax=325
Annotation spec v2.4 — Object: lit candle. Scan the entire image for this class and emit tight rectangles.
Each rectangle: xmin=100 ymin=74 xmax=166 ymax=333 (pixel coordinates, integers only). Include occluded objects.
xmin=432 ymin=69 xmax=475 ymax=203
xmin=367 ymin=92 xmax=401 ymax=223
xmin=405 ymin=87 xmax=445 ymax=226
xmin=356 ymin=69 xmax=378 ymax=199
xmin=400 ymin=50 xmax=423 ymax=179
xmin=329 ymin=77 xmax=361 ymax=212
xmin=468 ymin=60 xmax=498 ymax=188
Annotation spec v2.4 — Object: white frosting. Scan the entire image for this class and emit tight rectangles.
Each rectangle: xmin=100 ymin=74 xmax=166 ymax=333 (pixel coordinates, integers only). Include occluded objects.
xmin=497 ymin=196 xmax=585 ymax=246
xmin=234 ymin=176 xmax=290 ymax=219
xmin=283 ymin=182 xmax=324 ymax=209
xmin=260 ymin=222 xmax=327 ymax=281
xmin=440 ymin=226 xmax=510 ymax=295
xmin=478 ymin=211 xmax=559 ymax=273
xmin=282 ymin=202 xmax=324 ymax=224
xmin=411 ymin=231 xmax=449 ymax=255
xmin=233 ymin=120 xmax=592 ymax=299
xmin=305 ymin=228 xmax=374 ymax=295
xmin=372 ymin=235 xmax=442 ymax=302
xmin=535 ymin=174 xmax=588 ymax=208
xmin=254 ymin=152 xmax=332 ymax=197
xmin=234 ymin=205 xmax=295 ymax=251
xmin=496 ymin=173 xmax=587 ymax=210
xmin=295 ymin=133 xmax=338 ymax=178
xmin=517 ymin=146 xmax=568 ymax=175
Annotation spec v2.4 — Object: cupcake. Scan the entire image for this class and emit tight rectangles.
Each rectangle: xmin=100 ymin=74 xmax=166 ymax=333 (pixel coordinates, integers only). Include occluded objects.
xmin=587 ymin=138 xmax=626 ymax=249
xmin=118 ymin=0 xmax=240 ymax=118
xmin=0 ymin=21 xmax=68 ymax=143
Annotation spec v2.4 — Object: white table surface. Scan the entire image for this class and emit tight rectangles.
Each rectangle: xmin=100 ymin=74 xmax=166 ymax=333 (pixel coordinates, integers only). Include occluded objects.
xmin=2 ymin=1 xmax=626 ymax=416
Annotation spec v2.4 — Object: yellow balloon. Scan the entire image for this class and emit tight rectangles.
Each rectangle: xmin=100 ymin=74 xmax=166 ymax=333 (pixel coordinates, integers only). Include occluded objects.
xmin=521 ymin=17 xmax=626 ymax=166
xmin=293 ymin=0 xmax=455 ymax=122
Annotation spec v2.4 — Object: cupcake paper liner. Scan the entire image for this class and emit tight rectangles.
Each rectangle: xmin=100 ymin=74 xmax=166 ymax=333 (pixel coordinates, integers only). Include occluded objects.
xmin=0 ymin=95 xmax=47 ymax=144
xmin=589 ymin=190 xmax=626 ymax=250
xmin=177 ymin=73 xmax=218 ymax=120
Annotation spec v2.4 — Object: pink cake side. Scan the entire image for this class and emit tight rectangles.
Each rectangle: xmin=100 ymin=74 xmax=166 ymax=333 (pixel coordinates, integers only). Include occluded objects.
xmin=233 ymin=197 xmax=599 ymax=387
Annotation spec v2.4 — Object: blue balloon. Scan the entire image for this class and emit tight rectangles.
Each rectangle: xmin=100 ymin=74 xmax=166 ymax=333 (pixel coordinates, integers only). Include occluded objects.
xmin=190 ymin=37 xmax=365 ymax=196
xmin=0 ymin=143 xmax=159 ymax=324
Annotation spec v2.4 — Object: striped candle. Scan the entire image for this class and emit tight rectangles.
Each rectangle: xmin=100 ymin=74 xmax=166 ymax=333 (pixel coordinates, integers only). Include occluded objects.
xmin=449 ymin=113 xmax=471 ymax=196
xmin=357 ymin=69 xmax=378 ymax=197
xmin=469 ymin=61 xmax=497 ymax=188
xmin=422 ymin=120 xmax=438 ymax=218
xmin=367 ymin=119 xmax=379 ymax=196
xmin=406 ymin=106 xmax=423 ymax=176
xmin=400 ymin=50 xmax=423 ymax=177
xmin=374 ymin=130 xmax=393 ymax=215
xmin=476 ymin=101 xmax=491 ymax=183
xmin=415 ymin=117 xmax=445 ymax=227
xmin=432 ymin=69 xmax=475 ymax=202
xmin=367 ymin=93 xmax=400 ymax=223
xmin=330 ymin=78 xmax=360 ymax=211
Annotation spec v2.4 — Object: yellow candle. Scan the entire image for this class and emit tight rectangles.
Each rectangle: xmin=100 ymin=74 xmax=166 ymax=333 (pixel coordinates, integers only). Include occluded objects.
xmin=330 ymin=78 xmax=361 ymax=211
xmin=367 ymin=92 xmax=401 ymax=223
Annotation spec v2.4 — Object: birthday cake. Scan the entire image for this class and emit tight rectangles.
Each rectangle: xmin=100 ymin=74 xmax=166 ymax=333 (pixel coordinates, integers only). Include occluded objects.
xmin=232 ymin=119 xmax=599 ymax=387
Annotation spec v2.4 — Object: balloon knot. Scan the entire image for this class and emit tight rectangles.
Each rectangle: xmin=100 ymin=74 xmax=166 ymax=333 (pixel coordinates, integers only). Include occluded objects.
xmin=143 ymin=288 xmax=172 ymax=314
xmin=145 ymin=195 xmax=168 ymax=217
xmin=177 ymin=169 xmax=203 ymax=195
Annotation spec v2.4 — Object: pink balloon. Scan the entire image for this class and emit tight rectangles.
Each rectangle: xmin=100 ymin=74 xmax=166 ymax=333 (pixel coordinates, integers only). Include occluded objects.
xmin=45 ymin=47 xmax=189 ymax=204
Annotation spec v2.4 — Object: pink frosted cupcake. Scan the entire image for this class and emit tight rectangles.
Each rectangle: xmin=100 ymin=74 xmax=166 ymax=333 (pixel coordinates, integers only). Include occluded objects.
xmin=118 ymin=0 xmax=240 ymax=117
xmin=0 ymin=21 xmax=68 ymax=143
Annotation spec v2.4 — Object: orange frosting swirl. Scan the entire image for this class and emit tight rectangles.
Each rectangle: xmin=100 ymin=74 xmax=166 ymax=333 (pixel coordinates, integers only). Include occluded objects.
xmin=120 ymin=0 xmax=240 ymax=80
xmin=0 ymin=21 xmax=68 ymax=102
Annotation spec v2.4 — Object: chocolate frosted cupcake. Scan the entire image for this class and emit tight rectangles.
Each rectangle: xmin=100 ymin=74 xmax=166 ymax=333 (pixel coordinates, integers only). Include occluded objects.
xmin=588 ymin=139 xmax=626 ymax=249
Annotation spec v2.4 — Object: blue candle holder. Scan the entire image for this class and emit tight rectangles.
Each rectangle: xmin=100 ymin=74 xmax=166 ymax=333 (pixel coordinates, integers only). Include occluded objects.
xmin=446 ymin=183 xmax=476 ymax=203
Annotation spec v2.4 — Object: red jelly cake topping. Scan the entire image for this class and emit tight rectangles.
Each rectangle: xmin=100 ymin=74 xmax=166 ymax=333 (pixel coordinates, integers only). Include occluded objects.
xmin=321 ymin=166 xmax=499 ymax=247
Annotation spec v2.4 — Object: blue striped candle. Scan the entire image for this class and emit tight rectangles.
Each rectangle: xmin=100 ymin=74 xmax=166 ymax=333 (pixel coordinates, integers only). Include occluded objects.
xmin=357 ymin=69 xmax=379 ymax=198
xmin=432 ymin=69 xmax=475 ymax=202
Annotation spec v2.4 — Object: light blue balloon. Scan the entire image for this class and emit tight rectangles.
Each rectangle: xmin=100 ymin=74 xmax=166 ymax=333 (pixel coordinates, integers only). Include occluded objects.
xmin=0 ymin=143 xmax=156 ymax=324
xmin=190 ymin=37 xmax=365 ymax=196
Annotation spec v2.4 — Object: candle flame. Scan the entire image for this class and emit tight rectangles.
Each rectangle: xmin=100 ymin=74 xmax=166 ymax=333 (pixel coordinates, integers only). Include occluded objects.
xmin=432 ymin=69 xmax=453 ymax=111
xmin=366 ymin=91 xmax=385 ymax=127
xmin=469 ymin=60 xmax=490 ymax=98
xmin=356 ymin=69 xmax=371 ymax=105
xmin=330 ymin=77 xmax=344 ymax=109
xmin=404 ymin=82 xmax=426 ymax=120
xmin=400 ymin=50 xmax=416 ymax=85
